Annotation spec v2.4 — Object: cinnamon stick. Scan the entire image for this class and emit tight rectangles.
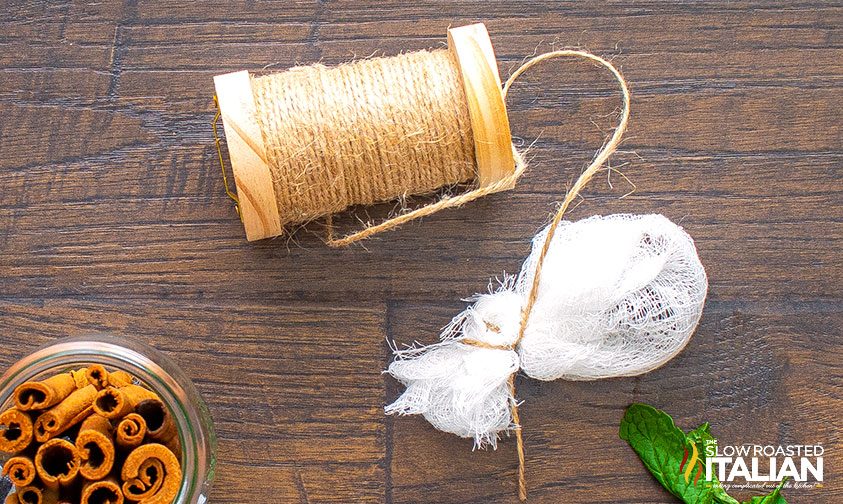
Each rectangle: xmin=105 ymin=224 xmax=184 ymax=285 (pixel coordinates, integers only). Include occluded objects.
xmin=3 ymin=455 xmax=36 ymax=487
xmin=85 ymin=366 xmax=133 ymax=390
xmin=107 ymin=371 xmax=134 ymax=389
xmin=115 ymin=413 xmax=146 ymax=452
xmin=120 ymin=443 xmax=181 ymax=504
xmin=135 ymin=399 xmax=180 ymax=458
xmin=8 ymin=367 xmax=183 ymax=503
xmin=81 ymin=477 xmax=124 ymax=504
xmin=0 ymin=408 xmax=34 ymax=453
xmin=83 ymin=365 xmax=109 ymax=390
xmin=15 ymin=485 xmax=59 ymax=504
xmin=75 ymin=414 xmax=115 ymax=480
xmin=70 ymin=369 xmax=90 ymax=390
xmin=13 ymin=373 xmax=77 ymax=411
xmin=34 ymin=385 xmax=97 ymax=443
xmin=93 ymin=385 xmax=157 ymax=420
xmin=34 ymin=438 xmax=80 ymax=489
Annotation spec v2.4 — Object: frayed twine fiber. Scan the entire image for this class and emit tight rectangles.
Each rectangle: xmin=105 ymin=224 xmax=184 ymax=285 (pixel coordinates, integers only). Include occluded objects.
xmin=324 ymin=49 xmax=631 ymax=246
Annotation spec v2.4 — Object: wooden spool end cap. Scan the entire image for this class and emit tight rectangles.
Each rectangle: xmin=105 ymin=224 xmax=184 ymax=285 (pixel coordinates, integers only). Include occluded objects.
xmin=448 ymin=24 xmax=516 ymax=190
xmin=213 ymin=70 xmax=282 ymax=241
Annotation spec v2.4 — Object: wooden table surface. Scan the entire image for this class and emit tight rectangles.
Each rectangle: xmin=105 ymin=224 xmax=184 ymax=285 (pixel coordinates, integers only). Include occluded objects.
xmin=1 ymin=1 xmax=840 ymax=503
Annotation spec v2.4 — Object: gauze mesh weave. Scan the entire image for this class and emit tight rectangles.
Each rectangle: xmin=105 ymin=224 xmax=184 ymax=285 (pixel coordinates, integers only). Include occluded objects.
xmin=385 ymin=214 xmax=707 ymax=447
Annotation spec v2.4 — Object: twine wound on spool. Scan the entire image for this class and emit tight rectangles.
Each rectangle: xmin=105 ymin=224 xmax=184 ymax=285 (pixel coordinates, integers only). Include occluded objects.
xmin=212 ymin=24 xmax=626 ymax=246
xmin=214 ymin=23 xmax=515 ymax=243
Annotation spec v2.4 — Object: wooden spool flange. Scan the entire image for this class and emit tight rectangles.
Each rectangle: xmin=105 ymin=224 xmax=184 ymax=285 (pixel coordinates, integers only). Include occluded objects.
xmin=213 ymin=70 xmax=281 ymax=241
xmin=214 ymin=23 xmax=514 ymax=241
xmin=447 ymin=23 xmax=515 ymax=189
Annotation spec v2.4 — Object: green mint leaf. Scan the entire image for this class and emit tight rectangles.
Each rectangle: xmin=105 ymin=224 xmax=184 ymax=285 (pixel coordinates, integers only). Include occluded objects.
xmin=620 ymin=404 xmax=789 ymax=504
xmin=686 ymin=423 xmax=712 ymax=446
xmin=620 ymin=403 xmax=727 ymax=504
xmin=741 ymin=479 xmax=788 ymax=504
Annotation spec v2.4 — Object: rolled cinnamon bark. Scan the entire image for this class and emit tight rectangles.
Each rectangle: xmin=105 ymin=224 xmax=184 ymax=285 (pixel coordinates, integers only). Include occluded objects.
xmin=34 ymin=438 xmax=81 ymax=489
xmin=135 ymin=399 xmax=180 ymax=458
xmin=75 ymin=414 xmax=115 ymax=480
xmin=5 ymin=493 xmax=18 ymax=504
xmin=107 ymin=371 xmax=134 ymax=388
xmin=115 ymin=413 xmax=146 ymax=452
xmin=85 ymin=366 xmax=133 ymax=390
xmin=70 ymin=369 xmax=90 ymax=390
xmin=84 ymin=365 xmax=109 ymax=390
xmin=93 ymin=385 xmax=157 ymax=420
xmin=121 ymin=443 xmax=181 ymax=504
xmin=81 ymin=477 xmax=124 ymax=504
xmin=15 ymin=485 xmax=59 ymax=504
xmin=0 ymin=408 xmax=34 ymax=453
xmin=3 ymin=455 xmax=36 ymax=486
xmin=13 ymin=373 xmax=77 ymax=411
xmin=34 ymin=385 xmax=97 ymax=443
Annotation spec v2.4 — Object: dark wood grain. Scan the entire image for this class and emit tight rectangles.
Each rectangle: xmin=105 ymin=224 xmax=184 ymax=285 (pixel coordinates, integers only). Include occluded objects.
xmin=0 ymin=1 xmax=840 ymax=503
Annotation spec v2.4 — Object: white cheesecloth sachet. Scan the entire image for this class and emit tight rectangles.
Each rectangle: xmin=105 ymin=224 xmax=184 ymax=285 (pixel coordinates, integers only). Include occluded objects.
xmin=385 ymin=214 xmax=708 ymax=448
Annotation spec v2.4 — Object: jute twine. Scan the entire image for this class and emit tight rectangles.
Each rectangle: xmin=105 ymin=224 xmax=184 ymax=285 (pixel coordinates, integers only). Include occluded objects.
xmin=454 ymin=51 xmax=630 ymax=500
xmin=502 ymin=51 xmax=629 ymax=500
xmin=250 ymin=48 xmax=476 ymax=240
xmin=256 ymin=46 xmax=630 ymax=499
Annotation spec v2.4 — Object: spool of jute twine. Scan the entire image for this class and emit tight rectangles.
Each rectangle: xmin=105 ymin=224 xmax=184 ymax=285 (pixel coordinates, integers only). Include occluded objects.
xmin=212 ymin=23 xmax=629 ymax=248
xmin=214 ymin=22 xmax=631 ymax=501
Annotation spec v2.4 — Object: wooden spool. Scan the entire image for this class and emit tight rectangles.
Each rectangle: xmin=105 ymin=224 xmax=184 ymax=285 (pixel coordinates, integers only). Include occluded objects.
xmin=214 ymin=23 xmax=514 ymax=241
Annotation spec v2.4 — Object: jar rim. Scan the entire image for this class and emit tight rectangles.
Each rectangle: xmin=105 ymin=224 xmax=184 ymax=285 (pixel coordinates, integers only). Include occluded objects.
xmin=0 ymin=333 xmax=216 ymax=504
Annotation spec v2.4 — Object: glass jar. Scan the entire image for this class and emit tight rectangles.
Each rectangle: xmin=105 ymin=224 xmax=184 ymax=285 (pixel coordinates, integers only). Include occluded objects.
xmin=0 ymin=334 xmax=216 ymax=503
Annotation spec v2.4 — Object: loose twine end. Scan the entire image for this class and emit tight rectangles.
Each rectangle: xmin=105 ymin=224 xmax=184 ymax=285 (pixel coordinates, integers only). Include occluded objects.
xmin=509 ymin=374 xmax=528 ymax=501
